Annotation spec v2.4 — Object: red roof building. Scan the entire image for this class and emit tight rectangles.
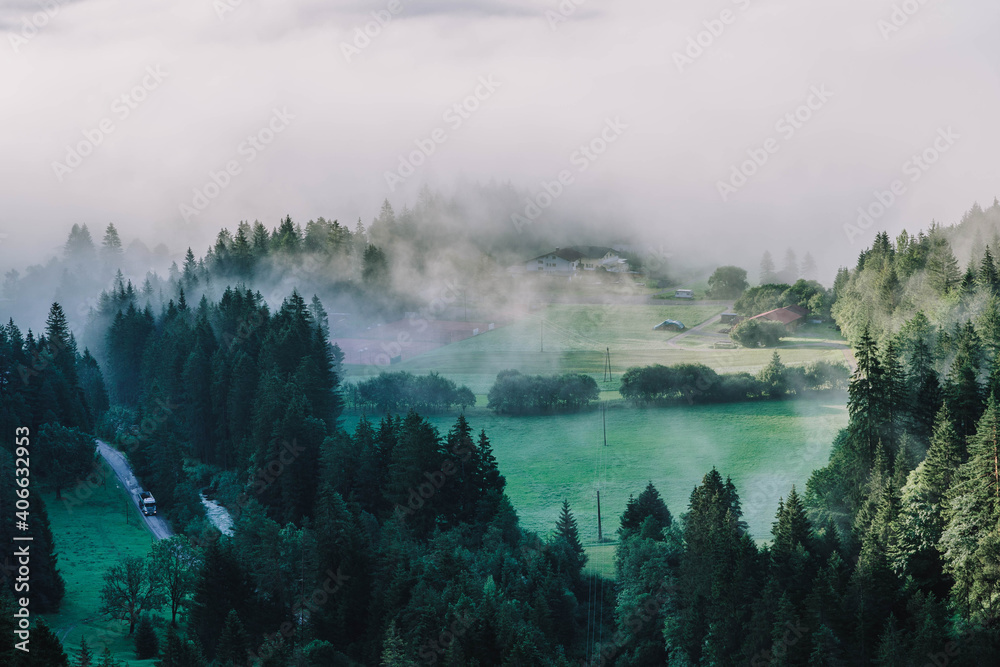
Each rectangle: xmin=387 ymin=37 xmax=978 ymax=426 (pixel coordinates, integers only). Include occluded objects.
xmin=750 ymin=306 xmax=806 ymax=329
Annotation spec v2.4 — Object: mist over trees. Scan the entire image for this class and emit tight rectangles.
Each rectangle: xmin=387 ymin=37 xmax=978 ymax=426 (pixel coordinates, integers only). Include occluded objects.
xmin=5 ymin=198 xmax=1000 ymax=663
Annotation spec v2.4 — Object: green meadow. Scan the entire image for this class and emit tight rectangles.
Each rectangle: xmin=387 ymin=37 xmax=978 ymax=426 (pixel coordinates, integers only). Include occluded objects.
xmin=342 ymin=395 xmax=848 ymax=576
xmin=40 ymin=460 xmax=159 ymax=667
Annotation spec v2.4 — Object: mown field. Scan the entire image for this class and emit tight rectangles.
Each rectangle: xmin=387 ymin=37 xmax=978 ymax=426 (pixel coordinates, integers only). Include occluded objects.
xmin=342 ymin=395 xmax=848 ymax=576
xmin=40 ymin=460 xmax=159 ymax=667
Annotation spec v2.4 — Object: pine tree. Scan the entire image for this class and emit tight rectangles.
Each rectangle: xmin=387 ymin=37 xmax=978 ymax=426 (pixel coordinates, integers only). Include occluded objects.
xmin=881 ymin=341 xmax=907 ymax=449
xmin=946 ymin=326 xmax=983 ymax=439
xmin=772 ymin=486 xmax=813 ymax=558
xmin=908 ymin=336 xmax=941 ymax=441
xmin=134 ymin=614 xmax=160 ymax=659
xmin=231 ymin=224 xmax=254 ymax=278
xmin=75 ymin=637 xmax=94 ymax=667
xmin=926 ymin=238 xmax=960 ymax=294
xmin=32 ymin=620 xmax=70 ymax=666
xmin=760 ymin=251 xmax=777 ymax=284
xmin=97 ymin=647 xmax=122 ymax=667
xmin=64 ymin=223 xmax=96 ymax=262
xmin=874 ymin=614 xmax=907 ymax=666
xmin=758 ymin=350 xmax=787 ymax=398
xmin=101 ymin=223 xmax=123 ymax=264
xmin=619 ymin=481 xmax=672 ymax=539
xmin=808 ymin=624 xmax=844 ymax=666
xmin=941 ymin=394 xmax=1000 ymax=624
xmin=379 ymin=621 xmax=411 ymax=666
xmin=182 ymin=248 xmax=198 ymax=289
xmin=782 ymin=248 xmax=799 ymax=283
xmin=214 ymin=610 xmax=248 ymax=666
xmin=848 ymin=326 xmax=885 ymax=463
xmin=979 ymin=247 xmax=999 ymax=293
xmin=801 ymin=252 xmax=818 ymax=280
xmin=553 ymin=499 xmax=587 ymax=578
xmin=670 ymin=469 xmax=756 ymax=663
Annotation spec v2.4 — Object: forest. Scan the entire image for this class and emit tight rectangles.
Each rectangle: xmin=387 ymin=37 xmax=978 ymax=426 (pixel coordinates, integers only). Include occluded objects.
xmin=2 ymin=201 xmax=1000 ymax=665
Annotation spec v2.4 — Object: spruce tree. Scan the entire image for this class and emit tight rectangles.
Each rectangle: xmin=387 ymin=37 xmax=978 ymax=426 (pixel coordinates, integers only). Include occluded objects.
xmin=941 ymin=394 xmax=1000 ymax=624
xmin=553 ymin=499 xmax=587 ymax=577
xmin=760 ymin=250 xmax=777 ymax=284
xmin=75 ymin=637 xmax=94 ymax=667
xmin=849 ymin=326 xmax=885 ymax=462
xmin=758 ymin=350 xmax=787 ymax=398
xmin=619 ymin=481 xmax=671 ymax=539
xmin=101 ymin=223 xmax=123 ymax=264
xmin=379 ymin=621 xmax=409 ymax=666
xmin=134 ymin=614 xmax=159 ymax=659
xmin=979 ymin=246 xmax=999 ymax=293
xmin=31 ymin=620 xmax=70 ymax=666
xmin=214 ymin=610 xmax=248 ymax=666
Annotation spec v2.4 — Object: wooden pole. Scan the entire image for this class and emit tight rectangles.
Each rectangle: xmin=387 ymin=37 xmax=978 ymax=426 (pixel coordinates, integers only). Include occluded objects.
xmin=596 ymin=489 xmax=603 ymax=542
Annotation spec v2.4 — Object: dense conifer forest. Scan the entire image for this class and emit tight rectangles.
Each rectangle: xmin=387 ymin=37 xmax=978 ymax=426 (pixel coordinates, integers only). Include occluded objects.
xmin=4 ymin=204 xmax=1000 ymax=665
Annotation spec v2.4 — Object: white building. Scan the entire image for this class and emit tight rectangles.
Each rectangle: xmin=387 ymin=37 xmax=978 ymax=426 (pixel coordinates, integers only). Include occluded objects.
xmin=524 ymin=247 xmax=584 ymax=274
xmin=522 ymin=246 xmax=629 ymax=275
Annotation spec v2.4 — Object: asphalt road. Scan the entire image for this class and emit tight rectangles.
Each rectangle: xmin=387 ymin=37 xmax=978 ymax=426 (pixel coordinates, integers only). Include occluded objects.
xmin=96 ymin=439 xmax=173 ymax=541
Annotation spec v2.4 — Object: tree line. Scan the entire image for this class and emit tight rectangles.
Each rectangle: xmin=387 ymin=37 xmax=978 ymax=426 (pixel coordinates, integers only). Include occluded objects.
xmin=345 ymin=371 xmax=475 ymax=413
xmin=486 ymin=369 xmax=600 ymax=414
xmin=619 ymin=355 xmax=848 ymax=405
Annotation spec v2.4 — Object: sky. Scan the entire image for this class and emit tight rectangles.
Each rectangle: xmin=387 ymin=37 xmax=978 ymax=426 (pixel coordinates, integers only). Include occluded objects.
xmin=1 ymin=0 xmax=999 ymax=278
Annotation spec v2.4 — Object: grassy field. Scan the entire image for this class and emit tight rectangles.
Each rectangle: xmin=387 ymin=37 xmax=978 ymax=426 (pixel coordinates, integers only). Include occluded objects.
xmin=345 ymin=304 xmax=850 ymax=397
xmin=343 ymin=395 xmax=848 ymax=576
xmin=40 ymin=460 xmax=159 ymax=666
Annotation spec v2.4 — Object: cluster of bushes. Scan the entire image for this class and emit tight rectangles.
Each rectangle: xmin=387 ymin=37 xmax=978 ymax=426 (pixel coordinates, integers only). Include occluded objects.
xmin=619 ymin=355 xmax=848 ymax=405
xmin=347 ymin=371 xmax=475 ymax=413
xmin=487 ymin=370 xmax=600 ymax=414
xmin=733 ymin=279 xmax=831 ymax=318
xmin=729 ymin=318 xmax=788 ymax=347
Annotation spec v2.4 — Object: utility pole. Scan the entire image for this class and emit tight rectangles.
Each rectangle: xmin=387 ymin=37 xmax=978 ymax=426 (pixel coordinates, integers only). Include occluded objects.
xmin=540 ymin=318 xmax=544 ymax=352
xmin=596 ymin=489 xmax=603 ymax=542
xmin=603 ymin=403 xmax=607 ymax=447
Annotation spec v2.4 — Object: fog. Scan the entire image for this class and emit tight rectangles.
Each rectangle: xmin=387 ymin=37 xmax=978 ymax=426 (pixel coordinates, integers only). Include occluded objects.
xmin=2 ymin=0 xmax=999 ymax=285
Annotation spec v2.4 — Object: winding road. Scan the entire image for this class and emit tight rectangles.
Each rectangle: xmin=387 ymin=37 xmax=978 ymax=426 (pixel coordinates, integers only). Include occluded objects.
xmin=96 ymin=439 xmax=173 ymax=541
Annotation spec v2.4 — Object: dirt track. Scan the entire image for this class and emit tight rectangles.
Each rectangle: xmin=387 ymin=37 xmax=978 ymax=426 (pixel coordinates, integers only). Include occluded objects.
xmin=95 ymin=440 xmax=173 ymax=541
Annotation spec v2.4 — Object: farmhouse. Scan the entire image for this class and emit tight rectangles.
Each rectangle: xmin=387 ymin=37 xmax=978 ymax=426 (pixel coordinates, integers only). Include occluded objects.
xmin=749 ymin=306 xmax=806 ymax=331
xmin=524 ymin=247 xmax=584 ymax=274
xmin=522 ymin=246 xmax=629 ymax=274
